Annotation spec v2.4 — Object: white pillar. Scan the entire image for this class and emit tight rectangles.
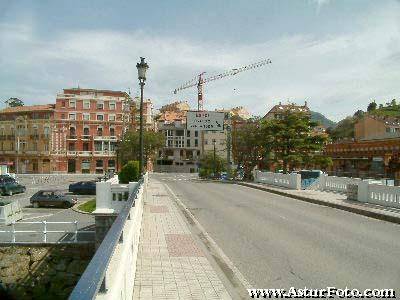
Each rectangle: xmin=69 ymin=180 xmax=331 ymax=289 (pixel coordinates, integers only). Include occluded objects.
xmin=357 ymin=180 xmax=369 ymax=203
xmin=94 ymin=182 xmax=113 ymax=213
xmin=289 ymin=173 xmax=301 ymax=190
xmin=128 ymin=181 xmax=138 ymax=195
xmin=319 ymin=174 xmax=328 ymax=191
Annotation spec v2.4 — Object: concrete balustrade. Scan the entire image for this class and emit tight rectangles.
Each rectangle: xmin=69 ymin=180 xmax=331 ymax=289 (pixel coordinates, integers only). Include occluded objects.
xmin=358 ymin=182 xmax=400 ymax=209
xmin=318 ymin=174 xmax=362 ymax=193
xmin=0 ymin=201 xmax=23 ymax=225
xmin=255 ymin=170 xmax=301 ymax=190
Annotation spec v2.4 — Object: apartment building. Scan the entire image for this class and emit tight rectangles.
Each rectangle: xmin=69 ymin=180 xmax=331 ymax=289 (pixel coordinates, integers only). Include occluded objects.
xmin=263 ymin=101 xmax=310 ymax=120
xmin=54 ymin=88 xmax=131 ymax=174
xmin=0 ymin=105 xmax=54 ymax=173
xmin=155 ymin=110 xmax=201 ymax=173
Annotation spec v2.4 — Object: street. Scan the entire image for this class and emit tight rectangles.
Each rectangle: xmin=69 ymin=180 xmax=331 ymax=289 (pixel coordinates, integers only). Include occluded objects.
xmin=0 ymin=176 xmax=95 ymax=243
xmin=154 ymin=173 xmax=400 ymax=291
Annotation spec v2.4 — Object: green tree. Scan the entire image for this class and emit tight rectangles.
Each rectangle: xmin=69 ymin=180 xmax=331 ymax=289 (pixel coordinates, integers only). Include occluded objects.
xmin=4 ymin=97 xmax=24 ymax=107
xmin=119 ymin=161 xmax=140 ymax=183
xmin=367 ymin=100 xmax=377 ymax=112
xmin=198 ymin=152 xmax=226 ymax=178
xmin=260 ymin=108 xmax=328 ymax=173
xmin=233 ymin=120 xmax=265 ymax=178
xmin=117 ymin=130 xmax=165 ymax=166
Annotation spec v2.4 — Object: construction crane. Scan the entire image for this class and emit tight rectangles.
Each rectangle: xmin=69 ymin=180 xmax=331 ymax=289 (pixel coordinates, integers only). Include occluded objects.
xmin=173 ymin=58 xmax=272 ymax=111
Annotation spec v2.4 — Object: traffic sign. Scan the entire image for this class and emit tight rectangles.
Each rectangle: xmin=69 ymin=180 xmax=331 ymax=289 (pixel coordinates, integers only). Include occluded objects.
xmin=186 ymin=111 xmax=224 ymax=131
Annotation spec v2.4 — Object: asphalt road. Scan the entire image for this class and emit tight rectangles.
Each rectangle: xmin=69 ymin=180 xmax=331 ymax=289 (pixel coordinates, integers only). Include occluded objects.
xmin=155 ymin=173 xmax=400 ymax=291
xmin=0 ymin=177 xmax=95 ymax=243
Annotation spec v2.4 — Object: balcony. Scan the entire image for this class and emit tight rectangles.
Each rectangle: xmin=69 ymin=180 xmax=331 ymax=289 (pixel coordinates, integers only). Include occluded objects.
xmin=82 ymin=135 xmax=91 ymax=140
xmin=78 ymin=151 xmax=92 ymax=157
xmin=93 ymin=150 xmax=116 ymax=157
xmin=94 ymin=136 xmax=118 ymax=141
xmin=67 ymin=151 xmax=77 ymax=156
xmin=67 ymin=135 xmax=78 ymax=140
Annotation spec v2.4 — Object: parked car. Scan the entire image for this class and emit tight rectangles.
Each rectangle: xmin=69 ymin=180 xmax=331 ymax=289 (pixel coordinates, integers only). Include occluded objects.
xmin=30 ymin=190 xmax=78 ymax=208
xmin=68 ymin=181 xmax=96 ymax=195
xmin=0 ymin=175 xmax=26 ymax=196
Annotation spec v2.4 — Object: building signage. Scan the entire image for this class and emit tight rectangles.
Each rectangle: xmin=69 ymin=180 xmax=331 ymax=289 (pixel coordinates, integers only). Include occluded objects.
xmin=186 ymin=111 xmax=224 ymax=131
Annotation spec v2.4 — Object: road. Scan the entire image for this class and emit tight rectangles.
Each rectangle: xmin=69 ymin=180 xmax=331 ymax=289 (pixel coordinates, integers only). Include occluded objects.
xmin=0 ymin=176 xmax=95 ymax=243
xmin=155 ymin=173 xmax=400 ymax=291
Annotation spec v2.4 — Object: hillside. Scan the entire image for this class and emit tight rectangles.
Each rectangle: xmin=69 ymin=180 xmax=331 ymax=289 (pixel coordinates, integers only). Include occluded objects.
xmin=369 ymin=105 xmax=400 ymax=117
xmin=310 ymin=111 xmax=337 ymax=128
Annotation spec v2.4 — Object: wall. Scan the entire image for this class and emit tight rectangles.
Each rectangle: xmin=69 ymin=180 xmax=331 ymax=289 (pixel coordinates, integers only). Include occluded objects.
xmin=0 ymin=244 xmax=94 ymax=300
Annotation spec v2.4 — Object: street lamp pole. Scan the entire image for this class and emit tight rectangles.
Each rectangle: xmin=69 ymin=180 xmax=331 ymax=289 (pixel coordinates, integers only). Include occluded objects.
xmin=136 ymin=57 xmax=149 ymax=176
xmin=213 ymin=140 xmax=216 ymax=178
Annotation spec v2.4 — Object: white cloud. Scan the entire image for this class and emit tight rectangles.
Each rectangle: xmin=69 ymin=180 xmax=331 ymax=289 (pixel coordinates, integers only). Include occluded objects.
xmin=0 ymin=2 xmax=399 ymax=121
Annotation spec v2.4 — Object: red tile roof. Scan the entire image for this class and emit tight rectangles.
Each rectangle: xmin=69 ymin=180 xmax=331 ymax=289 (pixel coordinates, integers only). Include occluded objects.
xmin=0 ymin=104 xmax=55 ymax=114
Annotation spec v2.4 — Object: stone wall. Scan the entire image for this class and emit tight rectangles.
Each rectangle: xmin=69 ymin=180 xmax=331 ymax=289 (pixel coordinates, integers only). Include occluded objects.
xmin=0 ymin=244 xmax=94 ymax=300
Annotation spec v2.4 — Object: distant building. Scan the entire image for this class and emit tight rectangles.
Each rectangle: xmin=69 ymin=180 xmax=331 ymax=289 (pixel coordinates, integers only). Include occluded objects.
xmin=325 ymin=115 xmax=400 ymax=180
xmin=54 ymin=88 xmax=131 ymax=174
xmin=354 ymin=115 xmax=400 ymax=141
xmin=263 ymin=101 xmax=310 ymax=120
xmin=155 ymin=110 xmax=201 ymax=173
xmin=159 ymin=101 xmax=190 ymax=113
xmin=0 ymin=104 xmax=54 ymax=173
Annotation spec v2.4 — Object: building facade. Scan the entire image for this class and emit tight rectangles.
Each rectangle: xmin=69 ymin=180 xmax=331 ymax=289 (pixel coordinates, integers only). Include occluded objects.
xmin=53 ymin=88 xmax=131 ymax=174
xmin=155 ymin=110 xmax=201 ymax=173
xmin=325 ymin=115 xmax=400 ymax=180
xmin=0 ymin=105 xmax=54 ymax=173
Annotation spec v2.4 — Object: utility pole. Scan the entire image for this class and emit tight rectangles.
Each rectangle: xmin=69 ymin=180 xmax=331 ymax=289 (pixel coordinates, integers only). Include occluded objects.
xmin=213 ymin=140 xmax=216 ymax=178
xmin=226 ymin=120 xmax=232 ymax=178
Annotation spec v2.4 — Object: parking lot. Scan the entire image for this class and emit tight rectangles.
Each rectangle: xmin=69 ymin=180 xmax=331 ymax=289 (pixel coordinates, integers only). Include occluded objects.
xmin=0 ymin=175 xmax=97 ymax=243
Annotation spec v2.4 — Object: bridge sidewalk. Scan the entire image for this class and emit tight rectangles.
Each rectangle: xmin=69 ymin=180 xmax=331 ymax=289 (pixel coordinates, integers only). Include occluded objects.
xmin=237 ymin=181 xmax=400 ymax=224
xmin=133 ymin=180 xmax=231 ymax=300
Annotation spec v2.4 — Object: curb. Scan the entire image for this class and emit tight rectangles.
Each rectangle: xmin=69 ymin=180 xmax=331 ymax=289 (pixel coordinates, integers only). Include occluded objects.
xmin=235 ymin=182 xmax=400 ymax=225
xmin=71 ymin=200 xmax=94 ymax=215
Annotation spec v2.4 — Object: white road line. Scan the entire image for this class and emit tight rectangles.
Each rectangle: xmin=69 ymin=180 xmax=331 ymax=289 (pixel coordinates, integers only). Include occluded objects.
xmin=164 ymin=183 xmax=252 ymax=290
xmin=21 ymin=214 xmax=54 ymax=221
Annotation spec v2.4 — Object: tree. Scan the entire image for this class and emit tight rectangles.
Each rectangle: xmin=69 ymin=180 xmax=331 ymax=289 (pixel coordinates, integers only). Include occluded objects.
xmin=367 ymin=101 xmax=377 ymax=112
xmin=198 ymin=152 xmax=226 ymax=178
xmin=4 ymin=97 xmax=24 ymax=107
xmin=117 ymin=130 xmax=165 ymax=166
xmin=233 ymin=120 xmax=265 ymax=178
xmin=260 ymin=108 xmax=328 ymax=173
xmin=353 ymin=110 xmax=364 ymax=118
xmin=391 ymin=99 xmax=397 ymax=106
xmin=119 ymin=161 xmax=140 ymax=183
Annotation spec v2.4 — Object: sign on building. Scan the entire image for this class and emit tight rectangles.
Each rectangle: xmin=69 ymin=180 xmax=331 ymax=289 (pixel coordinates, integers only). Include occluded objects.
xmin=186 ymin=111 xmax=224 ymax=131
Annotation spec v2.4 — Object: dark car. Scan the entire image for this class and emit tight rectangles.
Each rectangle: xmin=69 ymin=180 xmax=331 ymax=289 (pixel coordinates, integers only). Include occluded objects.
xmin=30 ymin=190 xmax=78 ymax=208
xmin=68 ymin=181 xmax=96 ymax=195
xmin=0 ymin=175 xmax=26 ymax=196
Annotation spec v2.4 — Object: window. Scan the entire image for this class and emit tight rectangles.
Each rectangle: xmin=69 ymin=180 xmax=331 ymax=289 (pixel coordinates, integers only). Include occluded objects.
xmin=44 ymin=143 xmax=49 ymax=151
xmin=97 ymin=114 xmax=104 ymax=121
xmin=109 ymin=102 xmax=116 ymax=110
xmin=108 ymin=160 xmax=115 ymax=168
xmin=61 ymin=101 xmax=66 ymax=108
xmin=195 ymin=131 xmax=198 ymax=137
xmin=205 ymin=140 xmax=208 ymax=145
xmin=83 ymin=113 xmax=90 ymax=121
xmin=110 ymin=127 xmax=115 ymax=136
xmin=96 ymin=101 xmax=104 ymax=110
xmin=187 ymin=130 xmax=190 ymax=137
xmin=195 ymin=139 xmax=198 ymax=147
xmin=69 ymin=100 xmax=76 ymax=108
xmin=187 ymin=139 xmax=191 ymax=147
xmin=94 ymin=141 xmax=102 ymax=151
xmin=69 ymin=113 xmax=76 ymax=120
xmin=83 ymin=127 xmax=90 ymax=136
xmin=44 ymin=127 xmax=50 ymax=137
xmin=81 ymin=160 xmax=90 ymax=170
xmin=69 ymin=127 xmax=76 ymax=137
xmin=176 ymin=130 xmax=184 ymax=136
xmin=83 ymin=142 xmax=89 ymax=151
xmin=97 ymin=127 xmax=103 ymax=136
xmin=108 ymin=114 xmax=116 ymax=121
xmin=61 ymin=113 xmax=66 ymax=119
xmin=83 ymin=101 xmax=90 ymax=109
xmin=68 ymin=143 xmax=75 ymax=151
xmin=96 ymin=160 xmax=103 ymax=168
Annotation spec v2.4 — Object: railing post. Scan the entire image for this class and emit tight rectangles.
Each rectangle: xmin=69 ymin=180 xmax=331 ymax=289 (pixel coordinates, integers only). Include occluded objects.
xmin=74 ymin=220 xmax=78 ymax=242
xmin=11 ymin=222 xmax=16 ymax=243
xmin=43 ymin=220 xmax=47 ymax=243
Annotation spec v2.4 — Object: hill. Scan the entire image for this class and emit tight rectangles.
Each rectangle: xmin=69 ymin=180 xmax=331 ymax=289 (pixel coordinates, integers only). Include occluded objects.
xmin=310 ymin=111 xmax=337 ymax=128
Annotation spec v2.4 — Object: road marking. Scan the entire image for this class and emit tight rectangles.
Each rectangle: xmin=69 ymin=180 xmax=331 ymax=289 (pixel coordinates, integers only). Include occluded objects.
xmin=22 ymin=214 xmax=54 ymax=221
xmin=164 ymin=183 xmax=252 ymax=290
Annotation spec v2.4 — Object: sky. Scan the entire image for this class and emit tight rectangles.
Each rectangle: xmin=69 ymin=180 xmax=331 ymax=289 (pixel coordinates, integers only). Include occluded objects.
xmin=0 ymin=0 xmax=399 ymax=121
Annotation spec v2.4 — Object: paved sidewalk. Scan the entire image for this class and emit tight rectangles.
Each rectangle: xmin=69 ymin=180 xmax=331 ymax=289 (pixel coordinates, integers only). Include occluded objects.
xmin=237 ymin=181 xmax=400 ymax=224
xmin=133 ymin=180 xmax=231 ymax=300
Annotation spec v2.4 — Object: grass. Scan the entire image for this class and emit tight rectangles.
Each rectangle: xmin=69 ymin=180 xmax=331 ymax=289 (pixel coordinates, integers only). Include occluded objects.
xmin=77 ymin=199 xmax=96 ymax=213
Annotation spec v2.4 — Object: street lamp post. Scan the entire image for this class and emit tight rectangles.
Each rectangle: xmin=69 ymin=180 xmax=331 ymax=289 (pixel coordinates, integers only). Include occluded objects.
xmin=213 ymin=140 xmax=216 ymax=178
xmin=136 ymin=57 xmax=149 ymax=176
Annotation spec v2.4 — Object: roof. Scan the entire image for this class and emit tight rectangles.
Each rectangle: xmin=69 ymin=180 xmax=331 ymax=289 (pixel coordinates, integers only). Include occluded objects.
xmin=362 ymin=114 xmax=400 ymax=126
xmin=0 ymin=104 xmax=55 ymax=114
xmin=62 ymin=88 xmax=129 ymax=97
xmin=263 ymin=102 xmax=310 ymax=119
xmin=158 ymin=110 xmax=187 ymax=122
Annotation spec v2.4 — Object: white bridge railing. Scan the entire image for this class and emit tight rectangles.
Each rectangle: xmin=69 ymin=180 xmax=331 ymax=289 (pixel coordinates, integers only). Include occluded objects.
xmin=0 ymin=221 xmax=95 ymax=243
xmin=254 ymin=170 xmax=301 ymax=189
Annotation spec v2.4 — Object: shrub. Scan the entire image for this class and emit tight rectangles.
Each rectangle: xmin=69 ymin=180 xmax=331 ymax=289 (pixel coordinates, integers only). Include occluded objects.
xmin=119 ymin=160 xmax=140 ymax=183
